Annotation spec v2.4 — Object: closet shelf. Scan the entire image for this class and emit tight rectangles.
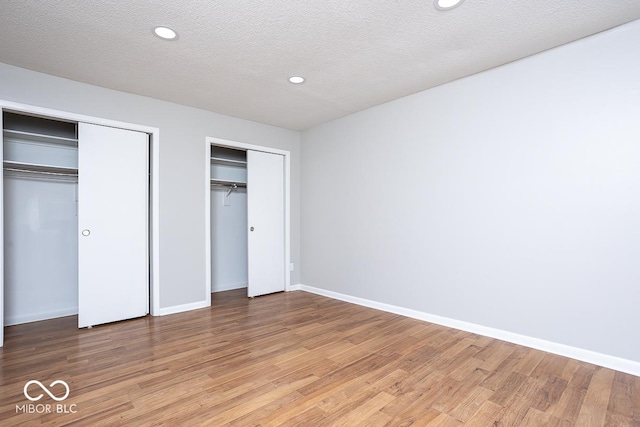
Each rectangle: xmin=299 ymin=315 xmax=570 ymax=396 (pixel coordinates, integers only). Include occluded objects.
xmin=3 ymin=129 xmax=78 ymax=146
xmin=211 ymin=178 xmax=246 ymax=187
xmin=211 ymin=156 xmax=247 ymax=166
xmin=3 ymin=160 xmax=78 ymax=176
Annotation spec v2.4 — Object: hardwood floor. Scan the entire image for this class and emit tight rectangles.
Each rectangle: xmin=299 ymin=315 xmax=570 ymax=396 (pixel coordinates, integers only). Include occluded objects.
xmin=1 ymin=289 xmax=638 ymax=426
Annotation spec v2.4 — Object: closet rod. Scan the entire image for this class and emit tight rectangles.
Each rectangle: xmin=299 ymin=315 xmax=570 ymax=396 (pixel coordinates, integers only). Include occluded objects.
xmin=3 ymin=167 xmax=78 ymax=177
xmin=210 ymin=182 xmax=246 ymax=188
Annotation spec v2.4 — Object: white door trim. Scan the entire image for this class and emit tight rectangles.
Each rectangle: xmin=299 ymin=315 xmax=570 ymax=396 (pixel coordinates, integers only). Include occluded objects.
xmin=0 ymin=100 xmax=161 ymax=347
xmin=205 ymin=137 xmax=291 ymax=303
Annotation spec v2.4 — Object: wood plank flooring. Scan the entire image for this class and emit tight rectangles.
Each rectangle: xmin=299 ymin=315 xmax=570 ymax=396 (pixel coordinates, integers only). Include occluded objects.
xmin=1 ymin=289 xmax=638 ymax=426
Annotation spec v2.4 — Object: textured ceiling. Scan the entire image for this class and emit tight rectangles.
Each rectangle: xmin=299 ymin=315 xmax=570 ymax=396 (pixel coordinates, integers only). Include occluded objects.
xmin=1 ymin=1 xmax=639 ymax=130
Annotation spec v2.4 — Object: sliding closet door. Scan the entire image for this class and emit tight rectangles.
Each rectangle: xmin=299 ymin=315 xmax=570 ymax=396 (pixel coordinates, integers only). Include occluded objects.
xmin=78 ymin=123 xmax=148 ymax=328
xmin=247 ymin=150 xmax=285 ymax=297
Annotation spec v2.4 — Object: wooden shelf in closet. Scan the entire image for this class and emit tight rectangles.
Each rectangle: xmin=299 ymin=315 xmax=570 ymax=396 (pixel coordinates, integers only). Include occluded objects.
xmin=3 ymin=129 xmax=78 ymax=147
xmin=210 ymin=156 xmax=247 ymax=166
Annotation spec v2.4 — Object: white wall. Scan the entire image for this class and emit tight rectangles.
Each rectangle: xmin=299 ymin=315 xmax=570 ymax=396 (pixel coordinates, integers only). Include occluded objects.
xmin=4 ymin=176 xmax=78 ymax=324
xmin=301 ymin=20 xmax=640 ymax=364
xmin=211 ymin=187 xmax=248 ymax=292
xmin=0 ymin=62 xmax=300 ymax=310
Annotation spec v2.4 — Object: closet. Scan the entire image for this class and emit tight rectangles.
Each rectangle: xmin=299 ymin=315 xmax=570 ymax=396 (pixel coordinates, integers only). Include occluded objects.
xmin=2 ymin=110 xmax=150 ymax=332
xmin=210 ymin=146 xmax=248 ymax=292
xmin=210 ymin=144 xmax=286 ymax=297
xmin=3 ymin=112 xmax=79 ymax=325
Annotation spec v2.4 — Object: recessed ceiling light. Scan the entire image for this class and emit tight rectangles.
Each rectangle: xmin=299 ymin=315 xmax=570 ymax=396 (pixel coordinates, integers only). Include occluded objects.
xmin=153 ymin=26 xmax=178 ymax=40
xmin=435 ymin=0 xmax=464 ymax=10
xmin=288 ymin=76 xmax=305 ymax=84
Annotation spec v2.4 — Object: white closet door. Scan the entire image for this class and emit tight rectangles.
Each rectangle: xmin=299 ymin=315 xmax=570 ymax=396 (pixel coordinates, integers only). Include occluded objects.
xmin=247 ymin=150 xmax=285 ymax=297
xmin=78 ymin=123 xmax=148 ymax=328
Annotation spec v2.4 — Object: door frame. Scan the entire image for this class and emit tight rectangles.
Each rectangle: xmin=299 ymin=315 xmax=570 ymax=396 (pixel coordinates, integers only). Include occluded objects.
xmin=0 ymin=100 xmax=161 ymax=347
xmin=205 ymin=137 xmax=291 ymax=304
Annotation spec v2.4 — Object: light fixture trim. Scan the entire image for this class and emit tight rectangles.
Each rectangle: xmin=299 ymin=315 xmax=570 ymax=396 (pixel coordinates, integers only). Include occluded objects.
xmin=435 ymin=0 xmax=464 ymax=11
xmin=288 ymin=76 xmax=305 ymax=84
xmin=153 ymin=26 xmax=178 ymax=40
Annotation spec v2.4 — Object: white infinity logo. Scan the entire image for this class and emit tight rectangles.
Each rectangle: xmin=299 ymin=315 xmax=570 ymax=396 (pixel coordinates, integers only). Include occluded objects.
xmin=23 ymin=380 xmax=70 ymax=402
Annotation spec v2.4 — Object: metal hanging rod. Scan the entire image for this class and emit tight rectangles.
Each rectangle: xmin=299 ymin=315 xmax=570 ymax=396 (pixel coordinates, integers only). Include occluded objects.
xmin=3 ymin=167 xmax=78 ymax=177
xmin=210 ymin=180 xmax=246 ymax=188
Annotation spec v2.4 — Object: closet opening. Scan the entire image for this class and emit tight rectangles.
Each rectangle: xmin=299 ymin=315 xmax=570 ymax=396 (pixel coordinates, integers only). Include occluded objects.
xmin=208 ymin=140 xmax=290 ymax=299
xmin=3 ymin=111 xmax=79 ymax=326
xmin=2 ymin=109 xmax=152 ymax=332
xmin=210 ymin=146 xmax=248 ymax=293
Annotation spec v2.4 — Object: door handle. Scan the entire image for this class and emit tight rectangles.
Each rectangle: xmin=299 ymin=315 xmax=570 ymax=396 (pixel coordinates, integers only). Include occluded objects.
xmin=250 ymin=226 xmax=254 ymax=231
xmin=81 ymin=229 xmax=90 ymax=236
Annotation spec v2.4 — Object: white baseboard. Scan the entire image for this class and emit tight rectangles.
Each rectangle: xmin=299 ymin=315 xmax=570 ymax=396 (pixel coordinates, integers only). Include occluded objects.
xmin=5 ymin=307 xmax=78 ymax=326
xmin=295 ymin=284 xmax=640 ymax=377
xmin=157 ymin=300 xmax=210 ymax=316
xmin=212 ymin=281 xmax=247 ymax=293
